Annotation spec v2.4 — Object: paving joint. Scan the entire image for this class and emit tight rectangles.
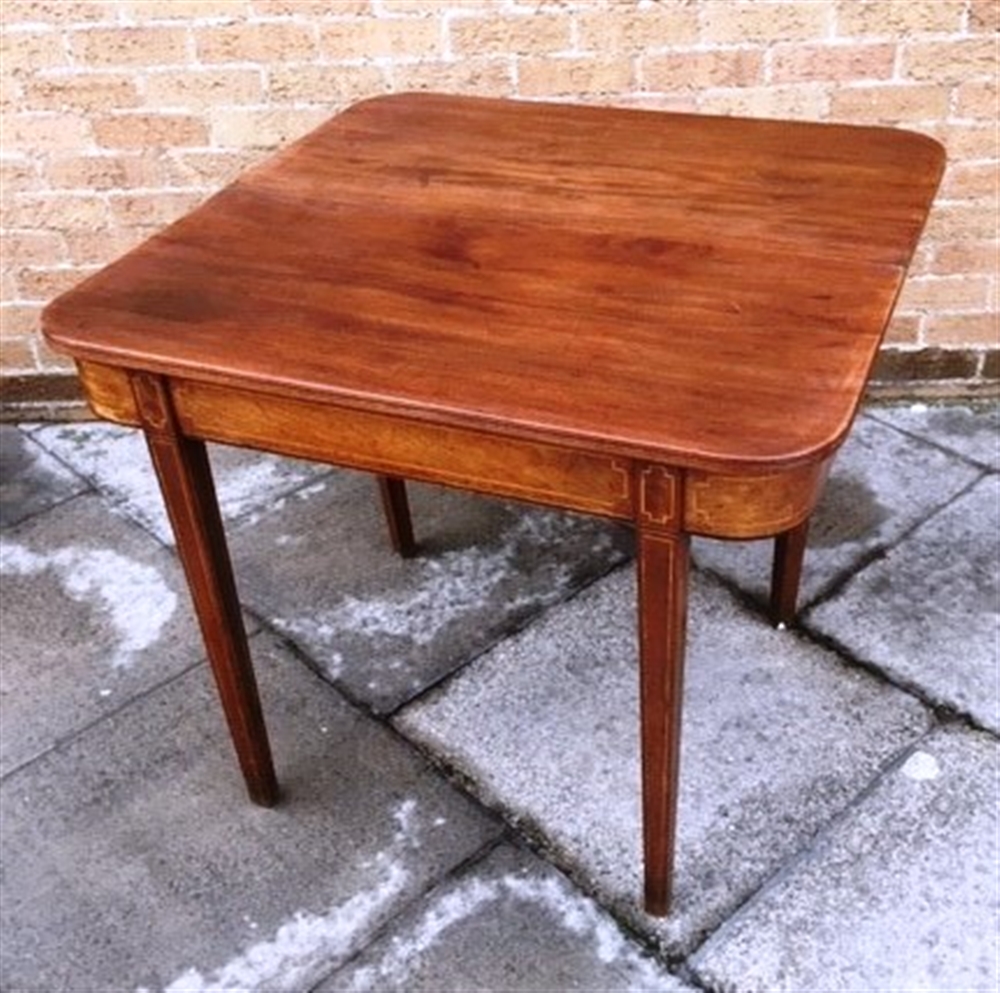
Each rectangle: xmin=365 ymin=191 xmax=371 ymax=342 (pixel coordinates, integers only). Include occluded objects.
xmin=2 ymin=408 xmax=996 ymax=991
xmin=383 ymin=555 xmax=638 ymax=723
xmin=799 ymin=616 xmax=997 ymax=738
xmin=681 ymin=719 xmax=946 ymax=967
xmin=0 ymin=656 xmax=209 ymax=787
xmin=867 ymin=408 xmax=1000 ymax=473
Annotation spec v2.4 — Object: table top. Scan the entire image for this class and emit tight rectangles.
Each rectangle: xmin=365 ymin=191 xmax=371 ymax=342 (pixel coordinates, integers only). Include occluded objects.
xmin=44 ymin=93 xmax=944 ymax=471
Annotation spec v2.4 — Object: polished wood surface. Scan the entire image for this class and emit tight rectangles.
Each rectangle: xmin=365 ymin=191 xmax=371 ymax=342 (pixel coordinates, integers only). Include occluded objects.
xmin=45 ymin=93 xmax=943 ymax=471
xmin=771 ymin=519 xmax=812 ymax=627
xmin=132 ymin=372 xmax=278 ymax=807
xmin=42 ymin=94 xmax=943 ymax=916
xmin=377 ymin=475 xmax=417 ymax=558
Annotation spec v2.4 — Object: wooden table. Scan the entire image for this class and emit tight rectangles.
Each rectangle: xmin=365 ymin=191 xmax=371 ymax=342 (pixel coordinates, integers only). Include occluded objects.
xmin=43 ymin=93 xmax=943 ymax=915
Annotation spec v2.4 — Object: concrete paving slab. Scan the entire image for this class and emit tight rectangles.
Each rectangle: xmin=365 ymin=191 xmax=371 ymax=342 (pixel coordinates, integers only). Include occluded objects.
xmin=869 ymin=401 xmax=1000 ymax=471
xmin=809 ymin=475 xmax=1000 ymax=732
xmin=690 ymin=724 xmax=999 ymax=993
xmin=0 ymin=493 xmax=203 ymax=777
xmin=317 ymin=843 xmax=696 ymax=993
xmin=692 ymin=413 xmax=981 ymax=611
xmin=396 ymin=566 xmax=931 ymax=955
xmin=0 ymin=630 xmax=501 ymax=993
xmin=0 ymin=424 xmax=88 ymax=529
xmin=31 ymin=422 xmax=330 ymax=544
xmin=228 ymin=473 xmax=632 ymax=713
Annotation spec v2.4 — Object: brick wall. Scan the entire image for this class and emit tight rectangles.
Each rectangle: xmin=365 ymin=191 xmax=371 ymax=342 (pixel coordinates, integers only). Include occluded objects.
xmin=1 ymin=0 xmax=997 ymax=413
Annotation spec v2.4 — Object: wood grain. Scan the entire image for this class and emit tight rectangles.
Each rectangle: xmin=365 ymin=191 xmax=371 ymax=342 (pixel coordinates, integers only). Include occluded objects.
xmin=131 ymin=372 xmax=278 ymax=808
xmin=44 ymin=93 xmax=945 ymax=474
xmin=40 ymin=94 xmax=944 ymax=918
xmin=171 ymin=377 xmax=635 ymax=520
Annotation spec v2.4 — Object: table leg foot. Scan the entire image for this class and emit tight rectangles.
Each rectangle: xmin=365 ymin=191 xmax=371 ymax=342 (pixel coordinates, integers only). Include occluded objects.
xmin=637 ymin=527 xmax=689 ymax=917
xmin=133 ymin=373 xmax=279 ymax=808
xmin=770 ymin=517 xmax=810 ymax=628
xmin=377 ymin=475 xmax=417 ymax=558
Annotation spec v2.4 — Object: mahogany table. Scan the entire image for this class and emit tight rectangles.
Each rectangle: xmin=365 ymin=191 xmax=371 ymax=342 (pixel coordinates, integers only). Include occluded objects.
xmin=43 ymin=93 xmax=943 ymax=915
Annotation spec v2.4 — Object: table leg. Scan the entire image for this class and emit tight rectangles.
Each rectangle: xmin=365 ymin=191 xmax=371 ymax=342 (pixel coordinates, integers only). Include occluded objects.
xmin=132 ymin=373 xmax=279 ymax=807
xmin=636 ymin=527 xmax=690 ymax=916
xmin=377 ymin=475 xmax=417 ymax=557
xmin=770 ymin=517 xmax=810 ymax=627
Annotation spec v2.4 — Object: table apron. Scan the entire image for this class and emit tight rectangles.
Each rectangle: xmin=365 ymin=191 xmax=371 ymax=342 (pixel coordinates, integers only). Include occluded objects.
xmin=78 ymin=360 xmax=831 ymax=539
xmin=171 ymin=377 xmax=636 ymax=520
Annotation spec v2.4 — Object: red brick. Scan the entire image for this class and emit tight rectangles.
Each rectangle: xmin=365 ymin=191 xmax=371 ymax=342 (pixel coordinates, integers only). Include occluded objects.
xmin=941 ymin=163 xmax=999 ymax=202
xmin=0 ymin=2 xmax=117 ymax=25
xmin=835 ymin=0 xmax=964 ymax=36
xmin=449 ymin=13 xmax=569 ymax=57
xmin=69 ymin=26 xmax=190 ymax=68
xmin=968 ymin=0 xmax=1000 ymax=32
xmin=700 ymin=2 xmax=831 ymax=44
xmin=930 ymin=241 xmax=999 ymax=277
xmin=390 ymin=58 xmax=512 ymax=97
xmin=902 ymin=38 xmax=997 ymax=85
xmin=898 ymin=275 xmax=992 ymax=312
xmin=927 ymin=202 xmax=999 ymax=242
xmin=905 ymin=242 xmax=935 ymax=278
xmin=5 ymin=194 xmax=111 ymax=232
xmin=144 ymin=67 xmax=263 ymax=108
xmin=2 ymin=231 xmax=67 ymax=268
xmin=768 ymin=42 xmax=895 ymax=83
xmin=23 ymin=73 xmax=140 ymax=113
xmin=924 ymin=313 xmax=999 ymax=347
xmin=575 ymin=6 xmax=698 ymax=51
xmin=266 ymin=64 xmax=384 ymax=104
xmin=882 ymin=313 xmax=921 ymax=346
xmin=93 ymin=113 xmax=209 ymax=149
xmin=0 ymin=304 xmax=44 ymax=339
xmin=376 ymin=0 xmax=451 ymax=11
xmin=164 ymin=149 xmax=260 ymax=187
xmin=2 ymin=112 xmax=93 ymax=153
xmin=195 ymin=22 xmax=316 ymax=63
xmin=122 ymin=0 xmax=252 ymax=19
xmin=0 ymin=160 xmax=41 ymax=195
xmin=0 ymin=29 xmax=69 ymax=77
xmin=44 ymin=153 xmax=169 ymax=191
xmin=209 ymin=106 xmax=329 ymax=149
xmin=0 ymin=70 xmax=22 ymax=115
xmin=606 ymin=92 xmax=701 ymax=114
xmin=319 ymin=17 xmax=441 ymax=61
xmin=698 ymin=85 xmax=827 ymax=120
xmin=1 ymin=269 xmax=18 ymax=304
xmin=62 ymin=228 xmax=149 ymax=265
xmin=925 ymin=123 xmax=997 ymax=163
xmin=517 ymin=55 xmax=633 ymax=97
xmin=14 ymin=265 xmax=100 ymax=302
xmin=954 ymin=79 xmax=998 ymax=119
xmin=830 ymin=84 xmax=950 ymax=124
xmin=251 ymin=0 xmax=370 ymax=14
xmin=108 ymin=191 xmax=208 ymax=227
xmin=643 ymin=49 xmax=763 ymax=91
xmin=0 ymin=336 xmax=38 ymax=373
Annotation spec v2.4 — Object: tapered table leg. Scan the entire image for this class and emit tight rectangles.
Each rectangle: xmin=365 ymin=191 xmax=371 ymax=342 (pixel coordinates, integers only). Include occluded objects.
xmin=132 ymin=373 xmax=279 ymax=807
xmin=636 ymin=527 xmax=690 ymax=916
xmin=770 ymin=517 xmax=810 ymax=627
xmin=377 ymin=475 xmax=417 ymax=558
